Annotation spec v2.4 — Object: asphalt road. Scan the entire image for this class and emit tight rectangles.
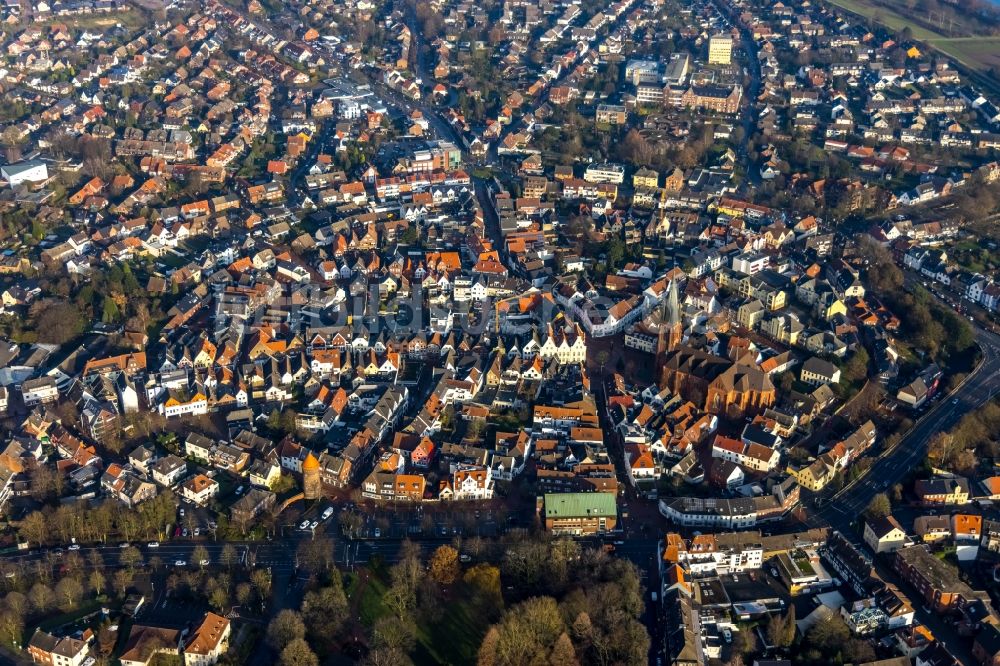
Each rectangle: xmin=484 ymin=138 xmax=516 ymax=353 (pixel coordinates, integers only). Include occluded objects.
xmin=809 ymin=326 xmax=1000 ymax=532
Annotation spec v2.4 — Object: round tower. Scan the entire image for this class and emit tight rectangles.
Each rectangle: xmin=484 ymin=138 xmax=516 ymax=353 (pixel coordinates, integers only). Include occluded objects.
xmin=302 ymin=452 xmax=321 ymax=500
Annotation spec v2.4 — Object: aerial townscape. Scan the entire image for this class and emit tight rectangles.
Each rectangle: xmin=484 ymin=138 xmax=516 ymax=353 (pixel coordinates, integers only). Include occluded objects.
xmin=4 ymin=0 xmax=1000 ymax=664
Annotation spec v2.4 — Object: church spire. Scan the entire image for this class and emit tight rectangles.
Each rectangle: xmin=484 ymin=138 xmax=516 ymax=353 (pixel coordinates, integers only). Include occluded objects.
xmin=667 ymin=275 xmax=680 ymax=328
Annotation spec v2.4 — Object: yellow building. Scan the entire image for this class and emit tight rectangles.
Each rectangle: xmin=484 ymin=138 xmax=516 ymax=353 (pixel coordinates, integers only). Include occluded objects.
xmin=633 ymin=168 xmax=660 ymax=189
xmin=820 ymin=298 xmax=848 ymax=321
xmin=708 ymin=34 xmax=733 ymax=65
xmin=787 ymin=458 xmax=835 ymax=491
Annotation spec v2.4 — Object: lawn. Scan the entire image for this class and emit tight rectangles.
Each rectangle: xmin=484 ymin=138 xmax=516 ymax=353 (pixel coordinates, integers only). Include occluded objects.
xmin=343 ymin=571 xmax=491 ymax=665
xmin=156 ymin=252 xmax=188 ymax=269
xmin=414 ymin=592 xmax=491 ymax=665
xmin=344 ymin=572 xmax=390 ymax=627
xmin=35 ymin=599 xmax=108 ymax=634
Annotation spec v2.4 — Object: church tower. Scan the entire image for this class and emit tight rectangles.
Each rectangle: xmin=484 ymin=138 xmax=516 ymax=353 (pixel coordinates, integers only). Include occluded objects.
xmin=655 ymin=278 xmax=683 ymax=382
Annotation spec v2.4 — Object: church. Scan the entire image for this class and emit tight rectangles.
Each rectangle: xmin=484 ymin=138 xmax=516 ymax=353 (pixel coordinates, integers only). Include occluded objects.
xmin=655 ymin=279 xmax=776 ymax=419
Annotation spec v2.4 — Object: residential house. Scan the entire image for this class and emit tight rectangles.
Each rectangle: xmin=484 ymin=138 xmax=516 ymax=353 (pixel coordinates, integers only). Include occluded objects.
xmin=915 ymin=477 xmax=970 ymax=505
xmin=864 ymin=514 xmax=909 ymax=554
xmin=180 ymin=474 xmax=219 ymax=506
xmin=184 ymin=613 xmax=230 ymax=666
xmin=150 ymin=455 xmax=187 ymax=487
xmin=27 ymin=629 xmax=89 ymax=666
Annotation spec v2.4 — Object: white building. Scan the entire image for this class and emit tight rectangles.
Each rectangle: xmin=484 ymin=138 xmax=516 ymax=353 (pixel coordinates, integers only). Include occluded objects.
xmin=184 ymin=613 xmax=231 ymax=666
xmin=583 ymin=162 xmax=626 ymax=185
xmin=21 ymin=376 xmax=59 ymax=406
xmin=448 ymin=466 xmax=494 ymax=500
xmin=151 ymin=455 xmax=188 ymax=487
xmin=2 ymin=159 xmax=48 ymax=186
xmin=180 ymin=474 xmax=220 ymax=506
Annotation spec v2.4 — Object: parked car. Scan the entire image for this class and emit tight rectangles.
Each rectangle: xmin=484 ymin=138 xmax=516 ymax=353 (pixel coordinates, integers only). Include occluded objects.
xmin=321 ymin=508 xmax=334 ymax=520
xmin=174 ymin=560 xmax=187 ymax=567
xmin=68 ymin=545 xmax=80 ymax=551
xmin=148 ymin=542 xmax=160 ymax=548
xmin=299 ymin=520 xmax=310 ymax=530
xmin=310 ymin=521 xmax=319 ymax=530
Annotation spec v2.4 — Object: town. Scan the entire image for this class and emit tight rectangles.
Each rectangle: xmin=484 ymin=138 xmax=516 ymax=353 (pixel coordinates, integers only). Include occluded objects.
xmin=1 ymin=0 xmax=1000 ymax=664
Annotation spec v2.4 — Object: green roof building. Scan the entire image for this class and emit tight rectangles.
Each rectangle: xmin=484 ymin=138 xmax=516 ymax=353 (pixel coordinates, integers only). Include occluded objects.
xmin=542 ymin=492 xmax=618 ymax=535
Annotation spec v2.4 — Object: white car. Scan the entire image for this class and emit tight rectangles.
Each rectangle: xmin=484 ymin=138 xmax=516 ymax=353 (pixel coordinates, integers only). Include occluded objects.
xmin=174 ymin=560 xmax=187 ymax=567
xmin=120 ymin=542 xmax=131 ymax=548
xmin=148 ymin=542 xmax=160 ymax=548
xmin=310 ymin=521 xmax=319 ymax=530
xmin=68 ymin=544 xmax=80 ymax=551
xmin=321 ymin=507 xmax=334 ymax=520
xmin=299 ymin=520 xmax=310 ymax=530
xmin=199 ymin=559 xmax=210 ymax=566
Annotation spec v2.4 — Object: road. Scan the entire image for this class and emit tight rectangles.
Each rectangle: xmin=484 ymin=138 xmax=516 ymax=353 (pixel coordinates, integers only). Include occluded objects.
xmin=709 ymin=0 xmax=762 ymax=186
xmin=287 ymin=118 xmax=336 ymax=209
xmin=489 ymin=0 xmax=643 ymax=161
xmin=797 ymin=324 xmax=1000 ymax=665
xmin=811 ymin=326 xmax=1000 ymax=530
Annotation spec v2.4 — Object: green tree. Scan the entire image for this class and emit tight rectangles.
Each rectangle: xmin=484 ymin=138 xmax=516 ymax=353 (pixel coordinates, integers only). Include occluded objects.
xmin=0 ymin=608 xmax=23 ymax=646
xmin=220 ymin=544 xmax=239 ymax=570
xmin=54 ymin=578 xmax=83 ymax=613
xmin=804 ymin=615 xmax=850 ymax=655
xmin=865 ymin=493 xmax=892 ymax=519
xmin=301 ymin=579 xmax=348 ymax=639
xmin=102 ymin=297 xmax=121 ymax=323
xmin=89 ymin=570 xmax=106 ymax=596
xmin=843 ymin=348 xmax=869 ymax=384
xmin=251 ymin=568 xmax=272 ymax=605
xmin=266 ymin=610 xmax=305 ymax=651
xmin=428 ymin=545 xmax=460 ymax=585
xmin=278 ymin=638 xmax=318 ymax=666
xmin=28 ymin=583 xmax=54 ymax=613
xmin=192 ymin=545 xmax=210 ymax=568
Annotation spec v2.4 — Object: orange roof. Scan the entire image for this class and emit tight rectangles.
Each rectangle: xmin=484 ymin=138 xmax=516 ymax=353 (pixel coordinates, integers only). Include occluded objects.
xmin=983 ymin=476 xmax=1000 ymax=496
xmin=302 ymin=452 xmax=320 ymax=472
xmin=952 ymin=514 xmax=982 ymax=534
xmin=186 ymin=613 xmax=229 ymax=655
xmin=662 ymin=533 xmax=686 ymax=562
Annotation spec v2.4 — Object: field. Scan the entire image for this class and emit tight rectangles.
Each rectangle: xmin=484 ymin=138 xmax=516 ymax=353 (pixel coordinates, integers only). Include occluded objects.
xmin=824 ymin=0 xmax=1000 ymax=77
xmin=926 ymin=37 xmax=1000 ymax=73
xmin=50 ymin=9 xmax=149 ymax=31
xmin=825 ymin=0 xmax=946 ymax=40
